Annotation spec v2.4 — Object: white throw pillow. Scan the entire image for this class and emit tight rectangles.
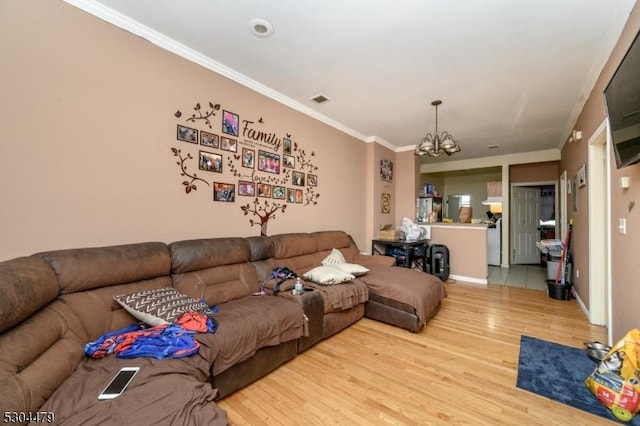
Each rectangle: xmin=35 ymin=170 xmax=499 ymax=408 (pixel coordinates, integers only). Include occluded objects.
xmin=303 ymin=265 xmax=354 ymax=285
xmin=332 ymin=263 xmax=369 ymax=277
xmin=321 ymin=248 xmax=347 ymax=265
xmin=114 ymin=287 xmax=212 ymax=326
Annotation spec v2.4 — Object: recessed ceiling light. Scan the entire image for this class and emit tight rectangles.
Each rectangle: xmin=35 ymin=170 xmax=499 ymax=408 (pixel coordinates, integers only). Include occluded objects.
xmin=249 ymin=18 xmax=274 ymax=38
xmin=310 ymin=94 xmax=330 ymax=104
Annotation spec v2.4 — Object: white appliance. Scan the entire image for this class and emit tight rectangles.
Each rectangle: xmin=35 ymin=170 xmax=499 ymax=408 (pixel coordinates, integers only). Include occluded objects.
xmin=487 ymin=218 xmax=501 ymax=266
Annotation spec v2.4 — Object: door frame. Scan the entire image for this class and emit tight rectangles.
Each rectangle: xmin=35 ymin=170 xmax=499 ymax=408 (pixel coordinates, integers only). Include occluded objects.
xmin=510 ymin=181 xmax=558 ymax=264
xmin=587 ymin=121 xmax=609 ymax=328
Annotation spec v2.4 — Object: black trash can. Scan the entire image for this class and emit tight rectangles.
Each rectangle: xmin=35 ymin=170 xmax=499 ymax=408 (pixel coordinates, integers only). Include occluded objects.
xmin=547 ymin=280 xmax=573 ymax=300
xmin=427 ymin=244 xmax=449 ymax=281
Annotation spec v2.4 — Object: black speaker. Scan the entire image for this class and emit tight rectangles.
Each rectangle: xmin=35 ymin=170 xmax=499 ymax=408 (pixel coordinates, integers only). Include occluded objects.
xmin=427 ymin=244 xmax=449 ymax=281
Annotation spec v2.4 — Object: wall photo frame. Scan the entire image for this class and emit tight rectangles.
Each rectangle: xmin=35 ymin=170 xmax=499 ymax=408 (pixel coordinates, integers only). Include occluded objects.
xmin=198 ymin=150 xmax=222 ymax=173
xmin=283 ymin=154 xmax=295 ymax=168
xmin=292 ymin=171 xmax=305 ymax=186
xmin=238 ymin=181 xmax=255 ymax=196
xmin=273 ymin=186 xmax=285 ymax=199
xmin=380 ymin=159 xmax=393 ymax=182
xmin=242 ymin=148 xmax=255 ymax=168
xmin=213 ymin=182 xmax=235 ymax=202
xmin=200 ymin=131 xmax=219 ymax=148
xmin=381 ymin=193 xmax=391 ymax=214
xmin=177 ymin=125 xmax=198 ymax=144
xmin=222 ymin=110 xmax=239 ymax=136
xmin=257 ymin=150 xmax=280 ymax=174
xmin=220 ymin=137 xmax=238 ymax=153
xmin=257 ymin=183 xmax=272 ymax=198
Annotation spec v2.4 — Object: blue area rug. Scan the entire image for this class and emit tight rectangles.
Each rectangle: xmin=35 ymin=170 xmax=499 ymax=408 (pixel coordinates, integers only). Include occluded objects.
xmin=516 ymin=335 xmax=639 ymax=424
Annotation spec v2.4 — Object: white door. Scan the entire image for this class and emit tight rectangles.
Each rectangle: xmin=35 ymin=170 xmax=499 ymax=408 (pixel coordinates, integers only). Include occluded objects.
xmin=511 ymin=186 xmax=541 ymax=264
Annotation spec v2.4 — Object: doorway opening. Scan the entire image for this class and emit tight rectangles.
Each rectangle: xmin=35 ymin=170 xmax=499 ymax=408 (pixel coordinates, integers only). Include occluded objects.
xmin=510 ymin=181 xmax=558 ymax=265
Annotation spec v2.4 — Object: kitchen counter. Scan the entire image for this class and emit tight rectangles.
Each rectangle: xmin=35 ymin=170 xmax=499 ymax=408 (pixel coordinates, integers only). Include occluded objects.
xmin=427 ymin=222 xmax=488 ymax=284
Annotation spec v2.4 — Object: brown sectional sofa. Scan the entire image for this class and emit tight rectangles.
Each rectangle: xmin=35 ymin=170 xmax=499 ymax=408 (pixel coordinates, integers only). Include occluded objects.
xmin=0 ymin=231 xmax=446 ymax=424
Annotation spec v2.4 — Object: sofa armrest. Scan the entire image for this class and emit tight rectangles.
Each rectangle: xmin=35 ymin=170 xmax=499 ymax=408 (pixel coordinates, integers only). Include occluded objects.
xmin=354 ymin=253 xmax=395 ymax=268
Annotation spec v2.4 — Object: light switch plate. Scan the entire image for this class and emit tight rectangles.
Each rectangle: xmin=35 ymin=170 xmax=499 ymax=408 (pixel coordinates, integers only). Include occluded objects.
xmin=618 ymin=218 xmax=627 ymax=235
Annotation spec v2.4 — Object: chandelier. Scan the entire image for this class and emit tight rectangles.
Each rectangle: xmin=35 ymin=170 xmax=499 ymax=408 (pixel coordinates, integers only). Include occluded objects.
xmin=415 ymin=100 xmax=461 ymax=157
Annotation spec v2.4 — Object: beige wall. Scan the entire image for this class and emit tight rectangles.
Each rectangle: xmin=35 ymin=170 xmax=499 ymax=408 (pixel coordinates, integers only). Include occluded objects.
xmin=0 ymin=1 xmax=371 ymax=260
xmin=510 ymin=161 xmax=559 ymax=183
xmin=562 ymin=3 xmax=640 ymax=341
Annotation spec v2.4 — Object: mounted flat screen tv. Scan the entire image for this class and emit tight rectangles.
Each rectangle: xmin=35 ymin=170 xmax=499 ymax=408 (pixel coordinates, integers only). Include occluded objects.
xmin=605 ymin=28 xmax=640 ymax=169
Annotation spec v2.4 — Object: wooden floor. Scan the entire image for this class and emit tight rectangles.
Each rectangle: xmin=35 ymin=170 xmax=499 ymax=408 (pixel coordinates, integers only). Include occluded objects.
xmin=217 ymin=282 xmax=610 ymax=425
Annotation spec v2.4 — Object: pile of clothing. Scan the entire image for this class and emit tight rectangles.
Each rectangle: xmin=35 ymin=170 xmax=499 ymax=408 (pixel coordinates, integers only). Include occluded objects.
xmin=85 ymin=311 xmax=217 ymax=360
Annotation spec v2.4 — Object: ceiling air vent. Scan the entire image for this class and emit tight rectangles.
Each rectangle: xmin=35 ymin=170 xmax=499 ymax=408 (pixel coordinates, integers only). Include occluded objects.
xmin=310 ymin=94 xmax=330 ymax=104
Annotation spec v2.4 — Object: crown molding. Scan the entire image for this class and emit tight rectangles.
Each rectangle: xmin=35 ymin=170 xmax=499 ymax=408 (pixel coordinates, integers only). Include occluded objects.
xmin=64 ymin=0 xmax=372 ymax=144
xmin=419 ymin=148 xmax=561 ymax=173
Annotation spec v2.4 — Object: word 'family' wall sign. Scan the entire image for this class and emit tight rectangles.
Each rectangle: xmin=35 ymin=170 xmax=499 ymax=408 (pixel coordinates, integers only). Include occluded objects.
xmin=171 ymin=100 xmax=320 ymax=236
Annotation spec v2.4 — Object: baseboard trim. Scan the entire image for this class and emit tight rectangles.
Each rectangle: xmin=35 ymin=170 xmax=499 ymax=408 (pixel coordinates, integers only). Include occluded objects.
xmin=573 ymin=288 xmax=592 ymax=323
xmin=448 ymin=274 xmax=488 ymax=285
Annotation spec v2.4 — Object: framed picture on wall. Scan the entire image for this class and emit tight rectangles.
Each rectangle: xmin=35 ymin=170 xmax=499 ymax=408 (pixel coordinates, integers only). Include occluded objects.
xmin=238 ymin=181 xmax=255 ymax=196
xmin=292 ymin=171 xmax=305 ymax=186
xmin=198 ymin=150 xmax=222 ymax=173
xmin=295 ymin=189 xmax=303 ymax=203
xmin=283 ymin=154 xmax=295 ymax=168
xmin=287 ymin=188 xmax=296 ymax=203
xmin=381 ymin=193 xmax=391 ymax=214
xmin=257 ymin=183 xmax=272 ymax=198
xmin=177 ymin=125 xmax=198 ymax=144
xmin=307 ymin=174 xmax=317 ymax=186
xmin=272 ymin=186 xmax=285 ymax=199
xmin=222 ymin=110 xmax=239 ymax=136
xmin=283 ymin=138 xmax=292 ymax=154
xmin=380 ymin=159 xmax=393 ymax=182
xmin=200 ymin=131 xmax=219 ymax=148
xmin=220 ymin=137 xmax=238 ymax=153
xmin=213 ymin=182 xmax=235 ymax=202
xmin=242 ymin=148 xmax=255 ymax=168
xmin=257 ymin=150 xmax=281 ymax=174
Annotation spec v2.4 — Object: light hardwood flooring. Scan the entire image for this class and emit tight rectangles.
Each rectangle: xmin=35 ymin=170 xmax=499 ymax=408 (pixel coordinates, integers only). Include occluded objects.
xmin=217 ymin=282 xmax=609 ymax=425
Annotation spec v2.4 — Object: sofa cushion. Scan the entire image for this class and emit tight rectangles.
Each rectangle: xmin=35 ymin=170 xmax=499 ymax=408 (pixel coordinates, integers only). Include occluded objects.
xmin=271 ymin=233 xmax=318 ymax=259
xmin=0 ymin=256 xmax=59 ymax=334
xmin=321 ymin=248 xmax=347 ymax=265
xmin=0 ymin=300 xmax=87 ymax=414
xmin=303 ymin=265 xmax=354 ymax=285
xmin=36 ymin=242 xmax=171 ymax=294
xmin=356 ymin=265 xmax=447 ymax=325
xmin=169 ymin=238 xmax=250 ymax=273
xmin=333 ymin=263 xmax=370 ymax=277
xmin=36 ymin=355 xmax=227 ymax=426
xmin=312 ymin=231 xmax=352 ymax=251
xmin=114 ymin=287 xmax=213 ymax=326
xmin=198 ymin=296 xmax=305 ymax=375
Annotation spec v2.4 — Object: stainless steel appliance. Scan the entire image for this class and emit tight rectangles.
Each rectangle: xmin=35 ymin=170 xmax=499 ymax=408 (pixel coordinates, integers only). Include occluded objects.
xmin=416 ymin=197 xmax=443 ymax=222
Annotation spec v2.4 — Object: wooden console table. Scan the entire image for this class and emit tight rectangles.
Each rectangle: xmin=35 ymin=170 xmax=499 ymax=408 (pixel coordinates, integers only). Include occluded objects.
xmin=371 ymin=239 xmax=428 ymax=271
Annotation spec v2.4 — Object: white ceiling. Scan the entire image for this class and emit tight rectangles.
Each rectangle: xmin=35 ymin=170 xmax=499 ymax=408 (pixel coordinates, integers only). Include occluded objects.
xmin=70 ymin=0 xmax=636 ymax=163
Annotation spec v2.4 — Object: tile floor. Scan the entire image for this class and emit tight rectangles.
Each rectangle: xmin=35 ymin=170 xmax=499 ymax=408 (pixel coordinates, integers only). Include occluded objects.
xmin=488 ymin=264 xmax=549 ymax=291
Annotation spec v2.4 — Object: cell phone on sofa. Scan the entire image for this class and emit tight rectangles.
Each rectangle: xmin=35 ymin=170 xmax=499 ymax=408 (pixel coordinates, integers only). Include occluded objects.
xmin=98 ymin=367 xmax=140 ymax=400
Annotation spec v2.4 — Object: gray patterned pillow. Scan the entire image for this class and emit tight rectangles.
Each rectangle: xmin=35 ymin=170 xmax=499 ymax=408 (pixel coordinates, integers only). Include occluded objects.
xmin=114 ymin=287 xmax=211 ymax=326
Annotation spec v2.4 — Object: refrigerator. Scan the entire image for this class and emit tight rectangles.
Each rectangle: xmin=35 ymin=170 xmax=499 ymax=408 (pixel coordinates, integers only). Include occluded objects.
xmin=416 ymin=197 xmax=443 ymax=222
